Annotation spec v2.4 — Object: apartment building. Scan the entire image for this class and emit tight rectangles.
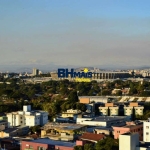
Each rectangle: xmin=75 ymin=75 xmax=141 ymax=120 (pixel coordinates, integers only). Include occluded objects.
xmin=61 ymin=109 xmax=81 ymax=120
xmin=124 ymin=103 xmax=144 ymax=116
xmin=99 ymin=103 xmax=119 ymax=116
xmin=7 ymin=105 xmax=48 ymax=127
xmin=143 ymin=122 xmax=150 ymax=142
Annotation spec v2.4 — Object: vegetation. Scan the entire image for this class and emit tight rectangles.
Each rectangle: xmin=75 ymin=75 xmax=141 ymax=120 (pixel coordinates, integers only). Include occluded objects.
xmin=0 ymin=78 xmax=150 ymax=119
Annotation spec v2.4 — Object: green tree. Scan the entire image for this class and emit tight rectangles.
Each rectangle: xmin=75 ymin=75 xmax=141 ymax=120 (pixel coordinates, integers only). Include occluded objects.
xmin=95 ymin=137 xmax=119 ymax=150
xmin=68 ymin=91 xmax=79 ymax=102
xmin=74 ymin=146 xmax=83 ymax=150
xmin=84 ymin=143 xmax=94 ymax=150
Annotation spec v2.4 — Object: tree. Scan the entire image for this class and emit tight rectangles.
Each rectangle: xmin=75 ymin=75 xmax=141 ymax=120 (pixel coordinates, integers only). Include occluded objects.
xmin=30 ymin=125 xmax=41 ymax=133
xmin=74 ymin=146 xmax=83 ymax=150
xmin=84 ymin=143 xmax=94 ymax=150
xmin=95 ymin=137 xmax=119 ymax=150
xmin=68 ymin=91 xmax=79 ymax=102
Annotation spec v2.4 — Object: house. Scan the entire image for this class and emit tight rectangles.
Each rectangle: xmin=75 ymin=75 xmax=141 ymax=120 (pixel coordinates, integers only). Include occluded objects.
xmin=79 ymin=132 xmax=106 ymax=143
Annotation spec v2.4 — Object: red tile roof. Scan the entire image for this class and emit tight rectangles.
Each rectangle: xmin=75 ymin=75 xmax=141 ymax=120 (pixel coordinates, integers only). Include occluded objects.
xmin=80 ymin=132 xmax=105 ymax=142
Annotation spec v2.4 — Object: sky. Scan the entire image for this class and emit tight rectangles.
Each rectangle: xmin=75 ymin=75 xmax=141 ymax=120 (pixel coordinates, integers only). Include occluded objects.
xmin=0 ymin=0 xmax=150 ymax=71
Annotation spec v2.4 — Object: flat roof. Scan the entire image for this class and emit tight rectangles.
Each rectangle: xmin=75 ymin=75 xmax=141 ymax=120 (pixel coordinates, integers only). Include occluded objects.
xmin=91 ymin=116 xmax=126 ymax=122
xmin=25 ymin=138 xmax=76 ymax=147
xmin=43 ymin=123 xmax=86 ymax=130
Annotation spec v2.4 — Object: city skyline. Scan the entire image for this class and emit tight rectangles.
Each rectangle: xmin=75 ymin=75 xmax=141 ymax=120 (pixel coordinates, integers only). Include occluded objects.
xmin=0 ymin=0 xmax=150 ymax=71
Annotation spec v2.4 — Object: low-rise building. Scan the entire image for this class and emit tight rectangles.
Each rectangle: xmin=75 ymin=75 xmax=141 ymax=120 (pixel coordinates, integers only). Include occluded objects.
xmin=0 ymin=126 xmax=29 ymax=138
xmin=21 ymin=138 xmax=75 ymax=150
xmin=79 ymin=132 xmax=106 ymax=143
xmin=79 ymin=96 xmax=109 ymax=104
xmin=7 ymin=105 xmax=48 ymax=127
xmin=61 ymin=109 xmax=81 ymax=120
xmin=113 ymin=121 xmax=143 ymax=140
xmin=41 ymin=123 xmax=87 ymax=141
xmin=77 ymin=116 xmax=127 ymax=127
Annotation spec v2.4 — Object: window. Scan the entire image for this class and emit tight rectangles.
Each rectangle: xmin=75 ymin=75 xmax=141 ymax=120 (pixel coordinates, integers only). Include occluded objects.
xmin=146 ymin=126 xmax=149 ymax=129
xmin=38 ymin=147 xmax=46 ymax=150
xmin=117 ymin=131 xmax=120 ymax=133
xmin=146 ymin=132 xmax=149 ymax=135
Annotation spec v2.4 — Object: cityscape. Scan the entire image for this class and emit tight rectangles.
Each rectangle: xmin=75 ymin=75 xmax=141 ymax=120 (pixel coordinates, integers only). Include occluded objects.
xmin=1 ymin=1 xmax=150 ymax=150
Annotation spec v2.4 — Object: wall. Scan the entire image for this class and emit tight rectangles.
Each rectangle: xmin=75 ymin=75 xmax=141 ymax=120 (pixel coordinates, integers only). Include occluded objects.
xmin=79 ymin=98 xmax=90 ymax=104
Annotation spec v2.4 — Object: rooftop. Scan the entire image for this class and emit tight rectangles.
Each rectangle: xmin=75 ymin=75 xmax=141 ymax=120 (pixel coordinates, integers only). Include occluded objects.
xmin=80 ymin=132 xmax=105 ymax=142
xmin=24 ymin=138 xmax=76 ymax=147
xmin=43 ymin=123 xmax=86 ymax=131
xmin=91 ymin=116 xmax=126 ymax=122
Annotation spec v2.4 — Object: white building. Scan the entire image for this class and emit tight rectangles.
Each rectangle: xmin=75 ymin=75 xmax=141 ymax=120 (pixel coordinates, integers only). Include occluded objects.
xmin=7 ymin=105 xmax=48 ymax=127
xmin=77 ymin=116 xmax=127 ymax=127
xmin=119 ymin=133 xmax=139 ymax=150
xmin=120 ymin=133 xmax=150 ymax=150
xmin=32 ymin=68 xmax=39 ymax=76
xmin=143 ymin=122 xmax=150 ymax=142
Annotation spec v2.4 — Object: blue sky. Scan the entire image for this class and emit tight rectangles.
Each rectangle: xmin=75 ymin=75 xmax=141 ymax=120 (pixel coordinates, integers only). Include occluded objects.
xmin=0 ymin=0 xmax=150 ymax=71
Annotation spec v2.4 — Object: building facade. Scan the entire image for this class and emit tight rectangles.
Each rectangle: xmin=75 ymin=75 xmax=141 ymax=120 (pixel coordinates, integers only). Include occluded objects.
xmin=7 ymin=105 xmax=48 ymax=127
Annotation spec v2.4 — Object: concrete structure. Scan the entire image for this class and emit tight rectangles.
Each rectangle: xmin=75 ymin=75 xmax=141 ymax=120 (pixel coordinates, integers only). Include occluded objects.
xmin=119 ymin=133 xmax=139 ymax=150
xmin=143 ymin=122 xmax=150 ymax=142
xmin=124 ymin=103 xmax=144 ymax=116
xmin=61 ymin=109 xmax=81 ymax=120
xmin=77 ymin=116 xmax=127 ymax=127
xmin=94 ymin=127 xmax=112 ymax=135
xmin=32 ymin=68 xmax=39 ymax=76
xmin=7 ymin=105 xmax=48 ymax=127
xmin=99 ymin=107 xmax=109 ymax=115
xmin=79 ymin=96 xmax=109 ymax=104
xmin=99 ymin=103 xmax=119 ymax=116
xmin=21 ymin=138 xmax=75 ymax=150
xmin=119 ymin=133 xmax=150 ymax=150
xmin=0 ymin=120 xmax=8 ymax=129
xmin=0 ymin=126 xmax=29 ymax=138
xmin=113 ymin=121 xmax=143 ymax=140
xmin=41 ymin=123 xmax=87 ymax=141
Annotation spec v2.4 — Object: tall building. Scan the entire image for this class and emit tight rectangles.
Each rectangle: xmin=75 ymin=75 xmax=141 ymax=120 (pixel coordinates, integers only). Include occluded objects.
xmin=33 ymin=68 xmax=39 ymax=76
xmin=143 ymin=121 xmax=150 ymax=142
xmin=7 ymin=105 xmax=48 ymax=127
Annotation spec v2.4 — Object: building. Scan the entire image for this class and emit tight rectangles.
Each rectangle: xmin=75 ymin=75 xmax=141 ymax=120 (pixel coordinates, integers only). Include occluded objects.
xmin=99 ymin=103 xmax=119 ymax=116
xmin=143 ymin=121 xmax=150 ymax=142
xmin=119 ymin=133 xmax=139 ymax=150
xmin=21 ymin=138 xmax=75 ymax=150
xmin=32 ymin=68 xmax=39 ymax=76
xmin=0 ymin=126 xmax=29 ymax=138
xmin=79 ymin=96 xmax=109 ymax=104
xmin=41 ymin=122 xmax=87 ymax=141
xmin=119 ymin=133 xmax=150 ymax=150
xmin=61 ymin=109 xmax=81 ymax=121
xmin=79 ymin=132 xmax=106 ymax=143
xmin=77 ymin=116 xmax=127 ymax=127
xmin=7 ymin=105 xmax=48 ymax=127
xmin=124 ymin=103 xmax=144 ymax=116
xmin=94 ymin=127 xmax=113 ymax=136
xmin=113 ymin=121 xmax=143 ymax=140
